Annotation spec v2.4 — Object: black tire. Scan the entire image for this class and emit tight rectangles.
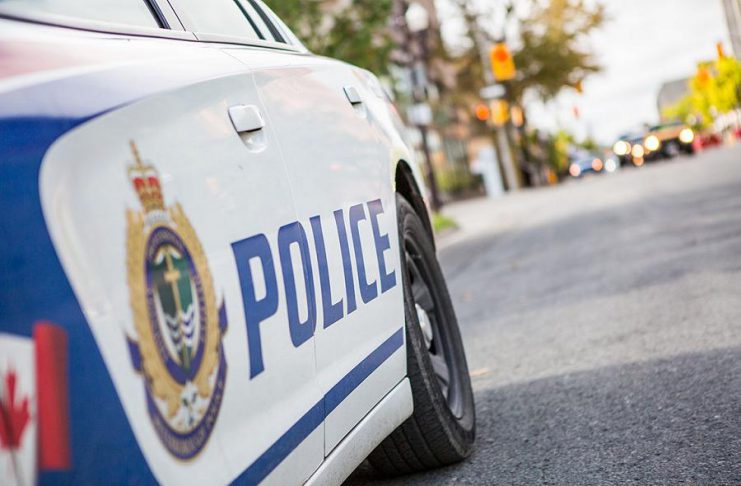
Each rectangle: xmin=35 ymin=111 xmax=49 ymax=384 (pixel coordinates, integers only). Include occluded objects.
xmin=665 ymin=140 xmax=680 ymax=158
xmin=367 ymin=194 xmax=475 ymax=476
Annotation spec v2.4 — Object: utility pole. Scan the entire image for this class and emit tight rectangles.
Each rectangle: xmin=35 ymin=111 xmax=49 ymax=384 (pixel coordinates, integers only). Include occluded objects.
xmin=498 ymin=52 xmax=531 ymax=188
xmin=475 ymin=33 xmax=521 ymax=191
xmin=402 ymin=1 xmax=442 ymax=211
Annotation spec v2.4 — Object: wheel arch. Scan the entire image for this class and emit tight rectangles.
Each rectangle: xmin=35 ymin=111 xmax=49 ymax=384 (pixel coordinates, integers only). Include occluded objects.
xmin=395 ymin=160 xmax=435 ymax=249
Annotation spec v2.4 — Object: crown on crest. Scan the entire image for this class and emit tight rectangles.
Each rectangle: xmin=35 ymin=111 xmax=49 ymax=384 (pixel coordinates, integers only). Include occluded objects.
xmin=128 ymin=141 xmax=164 ymax=213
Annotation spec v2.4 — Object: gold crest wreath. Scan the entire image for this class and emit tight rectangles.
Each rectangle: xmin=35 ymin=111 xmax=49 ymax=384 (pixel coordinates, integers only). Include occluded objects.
xmin=127 ymin=203 xmax=221 ymax=419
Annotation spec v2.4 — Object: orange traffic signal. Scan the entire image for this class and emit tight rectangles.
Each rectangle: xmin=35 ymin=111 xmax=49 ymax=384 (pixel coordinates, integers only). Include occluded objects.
xmin=491 ymin=100 xmax=510 ymax=126
xmin=474 ymin=103 xmax=491 ymax=122
xmin=696 ymin=67 xmax=711 ymax=88
xmin=489 ymin=43 xmax=516 ymax=82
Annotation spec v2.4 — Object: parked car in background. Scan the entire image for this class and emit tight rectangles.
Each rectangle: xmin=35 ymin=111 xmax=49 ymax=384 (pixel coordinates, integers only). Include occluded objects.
xmin=612 ymin=133 xmax=646 ymax=167
xmin=569 ymin=151 xmax=612 ymax=178
xmin=642 ymin=121 xmax=695 ymax=160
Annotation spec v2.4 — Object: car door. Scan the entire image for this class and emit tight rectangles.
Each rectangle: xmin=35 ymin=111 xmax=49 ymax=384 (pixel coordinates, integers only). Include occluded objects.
xmin=37 ymin=24 xmax=322 ymax=486
xmin=224 ymin=35 xmax=407 ymax=453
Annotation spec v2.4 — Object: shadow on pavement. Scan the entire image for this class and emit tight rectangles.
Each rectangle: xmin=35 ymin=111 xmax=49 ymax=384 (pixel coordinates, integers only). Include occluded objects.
xmin=346 ymin=347 xmax=741 ymax=485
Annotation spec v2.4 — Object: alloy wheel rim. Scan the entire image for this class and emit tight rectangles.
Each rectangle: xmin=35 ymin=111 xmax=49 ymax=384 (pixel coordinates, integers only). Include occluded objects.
xmin=405 ymin=239 xmax=464 ymax=419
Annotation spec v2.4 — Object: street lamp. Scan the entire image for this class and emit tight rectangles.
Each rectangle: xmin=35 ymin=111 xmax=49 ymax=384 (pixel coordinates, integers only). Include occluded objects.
xmin=405 ymin=3 xmax=429 ymax=33
xmin=404 ymin=2 xmax=442 ymax=211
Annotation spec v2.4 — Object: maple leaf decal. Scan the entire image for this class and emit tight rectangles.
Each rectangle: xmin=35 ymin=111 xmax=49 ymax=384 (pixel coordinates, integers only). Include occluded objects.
xmin=0 ymin=369 xmax=31 ymax=450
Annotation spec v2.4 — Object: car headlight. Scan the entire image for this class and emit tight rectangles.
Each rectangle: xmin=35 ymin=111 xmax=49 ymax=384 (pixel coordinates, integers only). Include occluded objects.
xmin=613 ymin=140 xmax=630 ymax=156
xmin=605 ymin=158 xmax=618 ymax=172
xmin=569 ymin=163 xmax=581 ymax=177
xmin=591 ymin=158 xmax=603 ymax=172
xmin=644 ymin=135 xmax=660 ymax=152
xmin=679 ymin=127 xmax=694 ymax=144
xmin=631 ymin=144 xmax=645 ymax=158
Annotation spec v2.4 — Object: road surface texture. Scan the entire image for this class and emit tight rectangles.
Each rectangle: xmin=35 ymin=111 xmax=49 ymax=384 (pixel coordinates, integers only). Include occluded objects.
xmin=347 ymin=145 xmax=741 ymax=485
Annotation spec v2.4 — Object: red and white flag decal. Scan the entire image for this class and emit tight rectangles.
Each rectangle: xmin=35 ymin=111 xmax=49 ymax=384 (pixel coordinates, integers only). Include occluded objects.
xmin=0 ymin=333 xmax=36 ymax=486
xmin=0 ymin=322 xmax=71 ymax=486
xmin=34 ymin=322 xmax=71 ymax=470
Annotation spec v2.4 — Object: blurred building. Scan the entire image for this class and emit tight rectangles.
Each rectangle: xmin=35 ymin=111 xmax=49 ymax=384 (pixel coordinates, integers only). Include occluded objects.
xmin=657 ymin=78 xmax=689 ymax=120
xmin=723 ymin=0 xmax=741 ymax=57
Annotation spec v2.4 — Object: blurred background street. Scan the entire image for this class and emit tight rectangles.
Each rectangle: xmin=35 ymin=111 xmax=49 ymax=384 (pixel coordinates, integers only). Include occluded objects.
xmin=268 ymin=0 xmax=741 ymax=483
xmin=348 ymin=144 xmax=741 ymax=486
xmin=272 ymin=0 xmax=741 ymax=203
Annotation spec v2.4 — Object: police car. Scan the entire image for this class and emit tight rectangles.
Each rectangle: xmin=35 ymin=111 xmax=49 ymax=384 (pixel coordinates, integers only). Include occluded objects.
xmin=0 ymin=1 xmax=475 ymax=485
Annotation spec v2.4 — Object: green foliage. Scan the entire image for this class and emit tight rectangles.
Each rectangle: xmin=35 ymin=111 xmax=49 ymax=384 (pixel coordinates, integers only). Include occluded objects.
xmin=528 ymin=129 xmax=594 ymax=175
xmin=662 ymin=95 xmax=695 ymax=126
xmin=546 ymin=130 xmax=572 ymax=174
xmin=663 ymin=56 xmax=741 ymax=129
xmin=714 ymin=56 xmax=741 ymax=111
xmin=432 ymin=213 xmax=458 ymax=233
xmin=268 ymin=0 xmax=394 ymax=75
xmin=266 ymin=0 xmax=323 ymax=44
xmin=436 ymin=165 xmax=481 ymax=196
xmin=579 ymin=137 xmax=600 ymax=152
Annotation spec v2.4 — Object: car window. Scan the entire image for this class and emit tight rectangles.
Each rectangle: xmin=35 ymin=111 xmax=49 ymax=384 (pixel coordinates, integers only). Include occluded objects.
xmin=237 ymin=0 xmax=274 ymax=41
xmin=257 ymin=0 xmax=304 ymax=46
xmin=0 ymin=0 xmax=160 ymax=27
xmin=175 ymin=0 xmax=260 ymax=40
xmin=650 ymin=122 xmax=681 ymax=131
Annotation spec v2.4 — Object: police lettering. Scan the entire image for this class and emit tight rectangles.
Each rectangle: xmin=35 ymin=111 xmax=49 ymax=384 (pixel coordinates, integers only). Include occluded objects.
xmin=232 ymin=198 xmax=397 ymax=378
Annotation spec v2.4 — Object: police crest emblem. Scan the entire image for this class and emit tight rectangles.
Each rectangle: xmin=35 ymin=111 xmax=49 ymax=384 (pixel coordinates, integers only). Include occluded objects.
xmin=125 ymin=142 xmax=227 ymax=459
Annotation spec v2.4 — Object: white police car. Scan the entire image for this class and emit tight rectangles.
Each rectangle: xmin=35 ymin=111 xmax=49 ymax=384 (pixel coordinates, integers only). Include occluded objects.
xmin=0 ymin=1 xmax=475 ymax=484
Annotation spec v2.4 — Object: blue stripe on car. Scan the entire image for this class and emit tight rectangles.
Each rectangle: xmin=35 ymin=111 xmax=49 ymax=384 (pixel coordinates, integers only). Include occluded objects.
xmin=235 ymin=327 xmax=404 ymax=485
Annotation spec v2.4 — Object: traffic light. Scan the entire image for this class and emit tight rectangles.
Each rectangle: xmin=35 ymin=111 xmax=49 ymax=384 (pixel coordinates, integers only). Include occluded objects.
xmin=696 ymin=66 xmax=711 ymax=89
xmin=474 ymin=103 xmax=491 ymax=122
xmin=489 ymin=43 xmax=516 ymax=82
xmin=491 ymin=100 xmax=510 ymax=126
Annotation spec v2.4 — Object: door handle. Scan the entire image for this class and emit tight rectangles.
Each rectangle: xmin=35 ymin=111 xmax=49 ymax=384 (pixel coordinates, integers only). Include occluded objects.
xmin=343 ymin=86 xmax=363 ymax=105
xmin=228 ymin=104 xmax=265 ymax=133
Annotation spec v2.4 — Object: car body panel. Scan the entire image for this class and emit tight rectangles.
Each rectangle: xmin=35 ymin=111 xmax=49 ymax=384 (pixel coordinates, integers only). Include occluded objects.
xmin=305 ymin=378 xmax=413 ymax=486
xmin=224 ymin=47 xmax=407 ymax=454
xmin=0 ymin=14 xmax=421 ymax=486
xmin=648 ymin=123 xmax=685 ymax=143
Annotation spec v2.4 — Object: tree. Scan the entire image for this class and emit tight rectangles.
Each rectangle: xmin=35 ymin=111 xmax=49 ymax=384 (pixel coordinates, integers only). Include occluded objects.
xmin=547 ymin=130 xmax=573 ymax=174
xmin=714 ymin=56 xmax=741 ymax=112
xmin=443 ymin=0 xmax=604 ymax=186
xmin=511 ymin=0 xmax=605 ymax=103
xmin=664 ymin=56 xmax=741 ymax=129
xmin=269 ymin=0 xmax=395 ymax=76
xmin=445 ymin=0 xmax=605 ymax=107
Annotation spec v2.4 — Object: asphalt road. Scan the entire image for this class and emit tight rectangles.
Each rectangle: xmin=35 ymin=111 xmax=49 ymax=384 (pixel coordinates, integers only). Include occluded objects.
xmin=348 ymin=145 xmax=741 ymax=485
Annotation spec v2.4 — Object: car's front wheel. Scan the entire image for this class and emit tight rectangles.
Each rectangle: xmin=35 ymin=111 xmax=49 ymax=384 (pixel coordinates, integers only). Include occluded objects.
xmin=367 ymin=194 xmax=475 ymax=476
